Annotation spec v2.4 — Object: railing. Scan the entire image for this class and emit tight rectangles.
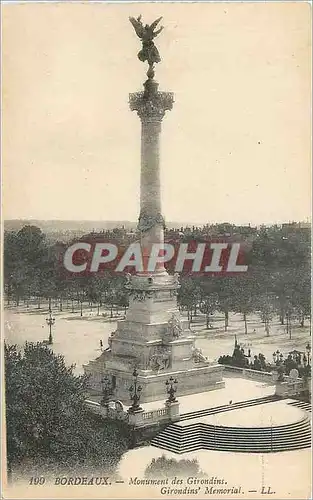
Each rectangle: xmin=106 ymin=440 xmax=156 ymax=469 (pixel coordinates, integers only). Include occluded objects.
xmin=135 ymin=406 xmax=175 ymax=426
xmin=157 ymin=408 xmax=167 ymax=416
xmin=85 ymin=399 xmax=179 ymax=427
xmin=243 ymin=368 xmax=274 ymax=382
xmin=222 ymin=365 xmax=244 ymax=373
xmin=143 ymin=411 xmax=154 ymax=420
xmin=222 ymin=365 xmax=275 ymax=383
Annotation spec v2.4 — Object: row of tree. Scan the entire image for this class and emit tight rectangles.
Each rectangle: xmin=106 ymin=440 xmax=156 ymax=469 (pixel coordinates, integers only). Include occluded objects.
xmin=4 ymin=224 xmax=311 ymax=335
xmin=178 ymin=269 xmax=310 ymax=335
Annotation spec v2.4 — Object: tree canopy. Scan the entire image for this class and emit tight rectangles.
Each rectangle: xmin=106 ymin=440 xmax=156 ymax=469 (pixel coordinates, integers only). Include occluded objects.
xmin=5 ymin=342 xmax=129 ymax=475
xmin=145 ymin=455 xmax=205 ymax=478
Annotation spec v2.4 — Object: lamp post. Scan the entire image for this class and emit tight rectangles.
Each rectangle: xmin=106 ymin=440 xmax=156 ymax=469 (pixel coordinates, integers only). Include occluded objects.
xmin=306 ymin=343 xmax=311 ymax=366
xmin=277 ymin=364 xmax=285 ymax=382
xmin=128 ymin=368 xmax=142 ymax=413
xmin=166 ymin=376 xmax=178 ymax=403
xmin=46 ymin=298 xmax=55 ymax=345
xmin=101 ymin=375 xmax=113 ymax=407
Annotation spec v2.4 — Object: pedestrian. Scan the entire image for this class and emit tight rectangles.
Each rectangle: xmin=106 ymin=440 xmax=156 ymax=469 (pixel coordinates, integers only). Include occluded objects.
xmin=229 ymin=400 xmax=233 ymax=405
xmin=253 ymin=328 xmax=256 ymax=333
xmin=100 ymin=339 xmax=103 ymax=350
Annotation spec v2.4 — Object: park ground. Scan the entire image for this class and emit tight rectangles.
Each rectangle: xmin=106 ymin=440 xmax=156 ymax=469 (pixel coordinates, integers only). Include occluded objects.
xmin=3 ymin=300 xmax=311 ymax=374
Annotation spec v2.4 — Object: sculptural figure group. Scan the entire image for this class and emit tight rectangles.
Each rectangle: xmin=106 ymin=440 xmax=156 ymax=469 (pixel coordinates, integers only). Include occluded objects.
xmin=129 ymin=15 xmax=164 ymax=79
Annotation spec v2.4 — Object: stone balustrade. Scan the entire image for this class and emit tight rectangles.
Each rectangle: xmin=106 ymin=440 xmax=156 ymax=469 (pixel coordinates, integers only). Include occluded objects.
xmin=128 ymin=401 xmax=180 ymax=427
xmin=84 ymin=399 xmax=180 ymax=428
xmin=222 ymin=365 xmax=275 ymax=382
xmin=243 ymin=368 xmax=275 ymax=382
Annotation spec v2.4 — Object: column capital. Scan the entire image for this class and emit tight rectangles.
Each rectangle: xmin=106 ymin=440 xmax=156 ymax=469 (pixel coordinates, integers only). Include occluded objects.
xmin=129 ymin=90 xmax=174 ymax=122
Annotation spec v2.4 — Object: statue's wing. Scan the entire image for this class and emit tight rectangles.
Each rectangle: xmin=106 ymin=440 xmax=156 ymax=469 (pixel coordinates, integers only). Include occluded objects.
xmin=153 ymin=26 xmax=164 ymax=37
xmin=129 ymin=16 xmax=144 ymax=38
xmin=150 ymin=16 xmax=163 ymax=31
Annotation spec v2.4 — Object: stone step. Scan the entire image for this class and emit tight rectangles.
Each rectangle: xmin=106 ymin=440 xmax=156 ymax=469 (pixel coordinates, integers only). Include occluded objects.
xmin=288 ymin=401 xmax=311 ymax=411
xmin=153 ymin=439 xmax=312 ymax=454
xmin=152 ymin=439 xmax=312 ymax=454
xmin=180 ymin=395 xmax=279 ymax=421
xmin=155 ymin=418 xmax=309 ymax=440
xmin=152 ymin=428 xmax=311 ymax=449
xmin=152 ymin=438 xmax=312 ymax=454
xmin=152 ymin=428 xmax=311 ymax=447
xmin=151 ymin=413 xmax=311 ymax=454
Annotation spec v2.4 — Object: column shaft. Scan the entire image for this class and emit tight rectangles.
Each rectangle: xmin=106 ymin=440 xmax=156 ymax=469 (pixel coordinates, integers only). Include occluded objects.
xmin=140 ymin=120 xmax=162 ymax=216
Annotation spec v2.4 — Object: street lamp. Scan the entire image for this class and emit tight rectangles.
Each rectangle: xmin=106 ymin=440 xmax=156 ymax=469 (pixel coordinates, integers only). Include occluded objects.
xmin=306 ymin=343 xmax=311 ymax=366
xmin=166 ymin=376 xmax=178 ymax=403
xmin=45 ymin=301 xmax=55 ymax=345
xmin=101 ymin=375 xmax=113 ymax=407
xmin=128 ymin=368 xmax=142 ymax=413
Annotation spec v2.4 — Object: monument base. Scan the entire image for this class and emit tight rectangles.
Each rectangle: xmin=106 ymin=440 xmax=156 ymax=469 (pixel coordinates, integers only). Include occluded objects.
xmin=124 ymin=364 xmax=225 ymax=403
xmin=85 ymin=352 xmax=224 ymax=404
xmin=84 ymin=273 xmax=224 ymax=405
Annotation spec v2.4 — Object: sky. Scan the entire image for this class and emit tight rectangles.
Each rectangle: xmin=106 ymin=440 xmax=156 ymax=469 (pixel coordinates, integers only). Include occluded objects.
xmin=2 ymin=2 xmax=311 ymax=225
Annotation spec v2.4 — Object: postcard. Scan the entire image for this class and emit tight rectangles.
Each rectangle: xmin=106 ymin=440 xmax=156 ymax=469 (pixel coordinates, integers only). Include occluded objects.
xmin=2 ymin=2 xmax=311 ymax=499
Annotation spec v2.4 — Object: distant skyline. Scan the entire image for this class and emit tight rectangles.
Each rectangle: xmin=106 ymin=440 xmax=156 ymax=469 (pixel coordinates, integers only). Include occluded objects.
xmin=2 ymin=2 xmax=311 ymax=225
xmin=4 ymin=217 xmax=311 ymax=228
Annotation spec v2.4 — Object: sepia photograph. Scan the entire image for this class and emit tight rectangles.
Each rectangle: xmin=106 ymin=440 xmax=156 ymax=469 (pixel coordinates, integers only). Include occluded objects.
xmin=1 ymin=2 xmax=312 ymax=499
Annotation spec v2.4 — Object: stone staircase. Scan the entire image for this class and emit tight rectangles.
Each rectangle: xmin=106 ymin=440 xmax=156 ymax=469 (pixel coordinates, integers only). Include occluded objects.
xmin=287 ymin=400 xmax=311 ymax=412
xmin=151 ymin=396 xmax=311 ymax=454
xmin=179 ymin=394 xmax=280 ymax=421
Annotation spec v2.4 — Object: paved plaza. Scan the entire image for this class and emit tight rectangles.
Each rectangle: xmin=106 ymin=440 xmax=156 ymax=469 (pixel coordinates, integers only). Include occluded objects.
xmin=122 ymin=375 xmax=275 ymax=414
xmin=4 ymin=304 xmax=310 ymax=375
xmin=179 ymin=400 xmax=305 ymax=428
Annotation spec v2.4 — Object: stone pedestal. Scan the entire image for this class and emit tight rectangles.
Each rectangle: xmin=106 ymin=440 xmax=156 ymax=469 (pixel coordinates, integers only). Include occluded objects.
xmin=128 ymin=408 xmax=145 ymax=427
xmin=165 ymin=400 xmax=180 ymax=422
xmin=84 ymin=272 xmax=224 ymax=403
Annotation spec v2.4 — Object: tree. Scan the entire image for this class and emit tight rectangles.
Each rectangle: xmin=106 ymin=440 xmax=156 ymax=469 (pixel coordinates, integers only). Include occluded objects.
xmin=291 ymin=268 xmax=310 ymax=328
xmin=232 ymin=276 xmax=258 ymax=334
xmin=145 ymin=455 xmax=205 ymax=478
xmin=258 ymin=294 xmax=275 ymax=336
xmin=5 ymin=342 xmax=129 ymax=476
xmin=178 ymin=278 xmax=201 ymax=322
xmin=4 ymin=226 xmax=50 ymax=306
xmin=199 ymin=292 xmax=219 ymax=329
xmin=216 ymin=276 xmax=236 ymax=331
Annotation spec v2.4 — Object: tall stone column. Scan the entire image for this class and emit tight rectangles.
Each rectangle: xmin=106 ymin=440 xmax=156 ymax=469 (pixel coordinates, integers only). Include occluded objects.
xmin=129 ymin=82 xmax=174 ymax=274
xmin=83 ymin=18 xmax=225 ymax=404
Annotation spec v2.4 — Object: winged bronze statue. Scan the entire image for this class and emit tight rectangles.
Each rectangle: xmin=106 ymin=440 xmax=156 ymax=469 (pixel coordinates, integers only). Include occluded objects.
xmin=129 ymin=15 xmax=164 ymax=68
